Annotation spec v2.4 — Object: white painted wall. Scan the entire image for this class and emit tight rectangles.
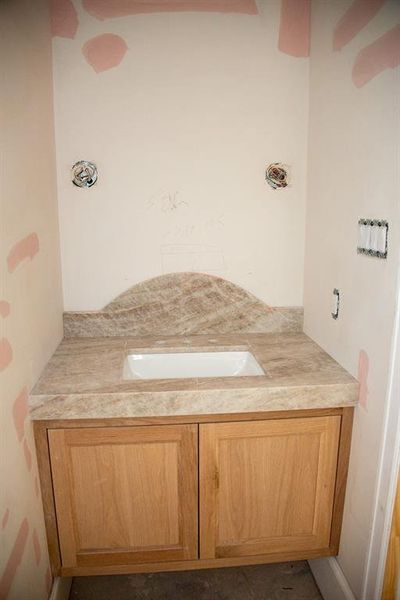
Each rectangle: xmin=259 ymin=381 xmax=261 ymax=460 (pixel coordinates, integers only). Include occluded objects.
xmin=52 ymin=0 xmax=309 ymax=310
xmin=0 ymin=0 xmax=63 ymax=596
xmin=304 ymin=1 xmax=400 ymax=597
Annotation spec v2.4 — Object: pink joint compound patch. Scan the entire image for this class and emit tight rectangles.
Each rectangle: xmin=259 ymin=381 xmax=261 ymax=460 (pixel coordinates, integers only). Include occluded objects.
xmin=7 ymin=233 xmax=39 ymax=273
xmin=23 ymin=439 xmax=32 ymax=472
xmin=32 ymin=530 xmax=41 ymax=565
xmin=82 ymin=0 xmax=258 ymax=19
xmin=82 ymin=34 xmax=128 ymax=73
xmin=358 ymin=350 xmax=369 ymax=408
xmin=12 ymin=388 xmax=29 ymax=443
xmin=50 ymin=0 xmax=79 ymax=38
xmin=352 ymin=26 xmax=400 ymax=87
xmin=0 ymin=301 xmax=10 ymax=318
xmin=333 ymin=0 xmax=387 ymax=51
xmin=2 ymin=509 xmax=10 ymax=531
xmin=278 ymin=0 xmax=311 ymax=58
xmin=0 ymin=519 xmax=29 ymax=599
xmin=0 ymin=338 xmax=13 ymax=371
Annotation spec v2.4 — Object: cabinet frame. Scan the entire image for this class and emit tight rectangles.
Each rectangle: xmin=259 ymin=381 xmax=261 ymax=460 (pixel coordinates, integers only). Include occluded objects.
xmin=34 ymin=407 xmax=353 ymax=578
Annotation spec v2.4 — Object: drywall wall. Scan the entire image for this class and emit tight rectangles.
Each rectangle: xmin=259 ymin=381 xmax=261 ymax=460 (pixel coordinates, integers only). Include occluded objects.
xmin=304 ymin=0 xmax=400 ymax=597
xmin=0 ymin=0 xmax=63 ymax=597
xmin=52 ymin=0 xmax=310 ymax=310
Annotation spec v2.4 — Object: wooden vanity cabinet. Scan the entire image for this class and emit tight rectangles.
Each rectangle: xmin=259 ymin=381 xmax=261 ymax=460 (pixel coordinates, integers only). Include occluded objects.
xmin=200 ymin=416 xmax=341 ymax=559
xmin=47 ymin=425 xmax=198 ymax=569
xmin=35 ymin=408 xmax=353 ymax=577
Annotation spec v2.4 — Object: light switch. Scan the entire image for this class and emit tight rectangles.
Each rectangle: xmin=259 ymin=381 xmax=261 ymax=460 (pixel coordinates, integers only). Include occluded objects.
xmin=357 ymin=219 xmax=388 ymax=258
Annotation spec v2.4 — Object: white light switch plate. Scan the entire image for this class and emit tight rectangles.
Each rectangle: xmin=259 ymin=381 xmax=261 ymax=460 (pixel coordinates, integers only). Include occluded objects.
xmin=357 ymin=219 xmax=388 ymax=258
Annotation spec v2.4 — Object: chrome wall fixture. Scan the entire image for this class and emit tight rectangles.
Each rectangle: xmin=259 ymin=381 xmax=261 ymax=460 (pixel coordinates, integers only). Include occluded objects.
xmin=265 ymin=163 xmax=289 ymax=189
xmin=71 ymin=161 xmax=98 ymax=188
xmin=331 ymin=288 xmax=340 ymax=320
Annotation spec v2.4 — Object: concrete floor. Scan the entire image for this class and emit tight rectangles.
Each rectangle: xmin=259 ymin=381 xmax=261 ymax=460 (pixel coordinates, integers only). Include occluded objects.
xmin=70 ymin=561 xmax=323 ymax=599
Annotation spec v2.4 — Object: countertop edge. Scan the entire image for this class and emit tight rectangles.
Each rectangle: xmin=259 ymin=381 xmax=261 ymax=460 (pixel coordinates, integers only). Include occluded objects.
xmin=29 ymin=382 xmax=359 ymax=421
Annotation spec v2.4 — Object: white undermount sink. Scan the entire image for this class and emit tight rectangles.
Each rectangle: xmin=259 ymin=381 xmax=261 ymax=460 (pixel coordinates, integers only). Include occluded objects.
xmin=123 ymin=350 xmax=265 ymax=380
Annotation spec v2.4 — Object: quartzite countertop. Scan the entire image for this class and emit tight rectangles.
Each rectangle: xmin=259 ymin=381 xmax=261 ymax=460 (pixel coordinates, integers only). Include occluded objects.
xmin=29 ymin=332 xmax=359 ymax=420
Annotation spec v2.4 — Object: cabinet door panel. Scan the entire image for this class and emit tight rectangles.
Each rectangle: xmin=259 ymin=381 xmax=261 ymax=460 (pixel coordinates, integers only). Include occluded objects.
xmin=49 ymin=425 xmax=198 ymax=568
xmin=200 ymin=416 xmax=340 ymax=559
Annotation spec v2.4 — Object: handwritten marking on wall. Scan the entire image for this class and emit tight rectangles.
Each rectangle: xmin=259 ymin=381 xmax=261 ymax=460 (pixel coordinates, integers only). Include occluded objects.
xmin=82 ymin=34 xmax=128 ymax=73
xmin=352 ymin=26 xmax=400 ymax=87
xmin=333 ymin=0 xmax=386 ymax=51
xmin=146 ymin=190 xmax=187 ymax=213
xmin=12 ymin=388 xmax=29 ymax=443
xmin=164 ymin=216 xmax=225 ymax=242
xmin=0 ymin=338 xmax=13 ymax=371
xmin=0 ymin=518 xmax=29 ymax=598
xmin=358 ymin=349 xmax=369 ymax=408
xmin=2 ymin=509 xmax=10 ymax=531
xmin=7 ymin=233 xmax=39 ymax=273
xmin=278 ymin=0 xmax=311 ymax=58
xmin=82 ymin=0 xmax=258 ymax=20
xmin=161 ymin=244 xmax=226 ymax=273
xmin=0 ymin=301 xmax=10 ymax=318
xmin=50 ymin=0 xmax=79 ymax=38
xmin=32 ymin=530 xmax=41 ymax=566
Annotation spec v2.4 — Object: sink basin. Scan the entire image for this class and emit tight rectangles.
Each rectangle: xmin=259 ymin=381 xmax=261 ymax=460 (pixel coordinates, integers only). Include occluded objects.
xmin=123 ymin=351 xmax=265 ymax=380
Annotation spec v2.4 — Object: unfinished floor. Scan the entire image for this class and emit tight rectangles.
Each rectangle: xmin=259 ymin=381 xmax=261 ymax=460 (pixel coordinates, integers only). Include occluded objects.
xmin=69 ymin=561 xmax=323 ymax=599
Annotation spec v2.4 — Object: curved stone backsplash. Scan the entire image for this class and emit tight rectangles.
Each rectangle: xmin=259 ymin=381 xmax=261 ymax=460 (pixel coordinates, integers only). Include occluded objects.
xmin=63 ymin=273 xmax=303 ymax=337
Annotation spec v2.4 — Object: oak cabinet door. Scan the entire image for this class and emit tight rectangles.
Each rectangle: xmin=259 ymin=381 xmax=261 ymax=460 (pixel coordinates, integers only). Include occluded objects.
xmin=49 ymin=425 xmax=198 ymax=568
xmin=200 ymin=416 xmax=341 ymax=559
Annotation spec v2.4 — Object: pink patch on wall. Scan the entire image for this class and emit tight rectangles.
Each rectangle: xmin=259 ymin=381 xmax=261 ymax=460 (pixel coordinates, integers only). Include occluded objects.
xmin=23 ymin=439 xmax=32 ymax=471
xmin=358 ymin=349 xmax=369 ymax=408
xmin=82 ymin=34 xmax=128 ymax=73
xmin=333 ymin=0 xmax=387 ymax=51
xmin=352 ymin=26 xmax=400 ymax=87
xmin=2 ymin=509 xmax=10 ymax=531
xmin=278 ymin=0 xmax=311 ymax=58
xmin=0 ymin=518 xmax=29 ymax=598
xmin=7 ymin=233 xmax=39 ymax=273
xmin=83 ymin=0 xmax=258 ymax=19
xmin=50 ymin=0 xmax=79 ymax=38
xmin=32 ymin=530 xmax=41 ymax=565
xmin=12 ymin=388 xmax=29 ymax=442
xmin=0 ymin=301 xmax=10 ymax=318
xmin=0 ymin=338 xmax=13 ymax=371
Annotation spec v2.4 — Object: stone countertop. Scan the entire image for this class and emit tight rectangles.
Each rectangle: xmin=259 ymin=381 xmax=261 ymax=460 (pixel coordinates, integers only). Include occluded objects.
xmin=29 ymin=333 xmax=359 ymax=420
